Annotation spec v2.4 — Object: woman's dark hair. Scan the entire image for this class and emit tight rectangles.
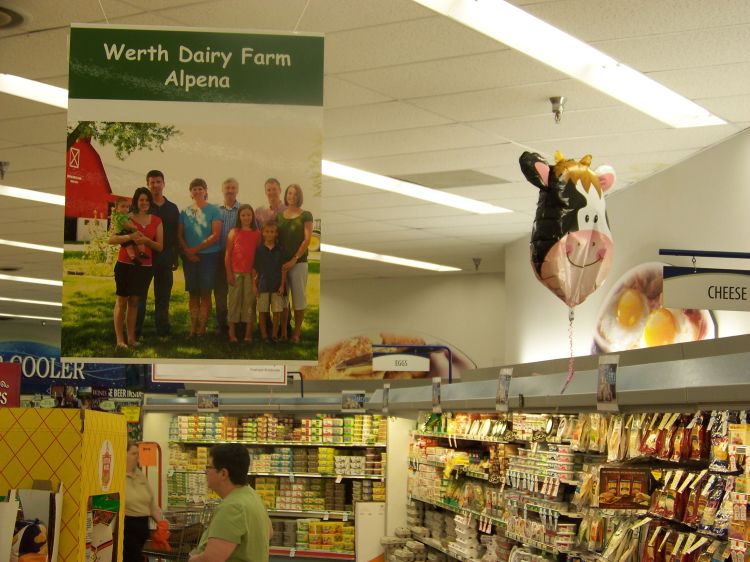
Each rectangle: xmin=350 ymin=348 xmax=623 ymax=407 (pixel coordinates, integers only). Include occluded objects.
xmin=190 ymin=178 xmax=208 ymax=189
xmin=284 ymin=184 xmax=303 ymax=207
xmin=130 ymin=187 xmax=154 ymax=213
xmin=210 ymin=444 xmax=249 ymax=485
xmin=235 ymin=204 xmax=257 ymax=230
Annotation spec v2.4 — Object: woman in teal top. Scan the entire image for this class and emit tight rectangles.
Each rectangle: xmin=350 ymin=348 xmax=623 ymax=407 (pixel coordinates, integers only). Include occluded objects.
xmin=178 ymin=178 xmax=222 ymax=337
xmin=277 ymin=184 xmax=313 ymax=344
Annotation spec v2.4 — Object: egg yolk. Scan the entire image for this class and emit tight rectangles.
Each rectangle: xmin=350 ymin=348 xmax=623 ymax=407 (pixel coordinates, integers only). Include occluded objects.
xmin=616 ymin=289 xmax=644 ymax=328
xmin=643 ymin=307 xmax=677 ymax=347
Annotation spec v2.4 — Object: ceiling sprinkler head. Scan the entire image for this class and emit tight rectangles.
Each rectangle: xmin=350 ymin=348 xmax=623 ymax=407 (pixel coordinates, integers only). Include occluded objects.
xmin=550 ymin=96 xmax=566 ymax=124
xmin=472 ymin=257 xmax=482 ymax=271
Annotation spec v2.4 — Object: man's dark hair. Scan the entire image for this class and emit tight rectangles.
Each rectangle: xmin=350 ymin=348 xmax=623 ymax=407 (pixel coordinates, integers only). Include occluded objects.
xmin=210 ymin=444 xmax=249 ymax=485
xmin=146 ymin=170 xmax=164 ymax=181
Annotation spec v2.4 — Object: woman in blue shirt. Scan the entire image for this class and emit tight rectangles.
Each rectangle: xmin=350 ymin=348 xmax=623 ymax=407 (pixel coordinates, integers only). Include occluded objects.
xmin=178 ymin=178 xmax=222 ymax=337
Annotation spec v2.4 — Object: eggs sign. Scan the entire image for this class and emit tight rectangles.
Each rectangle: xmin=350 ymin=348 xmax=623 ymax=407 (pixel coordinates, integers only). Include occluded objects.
xmin=519 ymin=151 xmax=616 ymax=308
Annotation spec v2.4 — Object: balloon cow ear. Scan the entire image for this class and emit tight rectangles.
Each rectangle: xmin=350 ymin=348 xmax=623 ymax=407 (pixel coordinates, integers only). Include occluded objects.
xmin=519 ymin=151 xmax=551 ymax=190
xmin=596 ymin=165 xmax=616 ymax=193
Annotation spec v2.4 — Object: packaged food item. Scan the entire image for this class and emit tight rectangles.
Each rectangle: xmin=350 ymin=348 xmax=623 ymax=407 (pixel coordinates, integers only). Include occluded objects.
xmin=709 ymin=411 xmax=730 ymax=472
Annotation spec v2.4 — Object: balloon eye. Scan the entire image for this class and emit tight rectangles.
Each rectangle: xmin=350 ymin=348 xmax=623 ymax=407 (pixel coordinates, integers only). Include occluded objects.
xmin=585 ymin=214 xmax=590 ymax=223
xmin=594 ymin=215 xmax=599 ymax=223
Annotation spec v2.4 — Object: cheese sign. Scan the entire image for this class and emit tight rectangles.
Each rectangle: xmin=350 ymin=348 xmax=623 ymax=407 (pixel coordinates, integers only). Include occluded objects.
xmin=663 ymin=266 xmax=750 ymax=311
xmin=372 ymin=353 xmax=429 ymax=372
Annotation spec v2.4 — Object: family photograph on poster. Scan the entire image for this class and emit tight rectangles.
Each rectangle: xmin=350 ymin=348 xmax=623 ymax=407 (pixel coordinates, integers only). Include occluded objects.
xmin=62 ymin=25 xmax=323 ymax=364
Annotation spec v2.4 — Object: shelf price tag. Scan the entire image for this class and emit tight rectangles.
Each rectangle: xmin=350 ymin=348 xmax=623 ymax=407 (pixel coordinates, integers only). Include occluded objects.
xmin=432 ymin=377 xmax=442 ymax=414
xmin=289 ymin=474 xmax=295 ymax=483
xmin=323 ymin=511 xmax=330 ymax=521
xmin=596 ymin=354 xmax=620 ymax=412
xmin=496 ymin=367 xmax=512 ymax=412
xmin=343 ymin=512 xmax=349 ymax=522
xmin=289 ymin=548 xmax=296 ymax=558
xmin=335 ymin=475 xmax=343 ymax=484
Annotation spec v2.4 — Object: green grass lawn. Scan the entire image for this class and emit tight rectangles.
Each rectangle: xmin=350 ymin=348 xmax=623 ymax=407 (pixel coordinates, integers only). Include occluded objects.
xmin=62 ymin=253 xmax=320 ymax=361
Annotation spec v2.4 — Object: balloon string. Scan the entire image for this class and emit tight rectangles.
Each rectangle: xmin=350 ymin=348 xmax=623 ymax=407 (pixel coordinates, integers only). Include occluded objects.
xmin=561 ymin=307 xmax=575 ymax=394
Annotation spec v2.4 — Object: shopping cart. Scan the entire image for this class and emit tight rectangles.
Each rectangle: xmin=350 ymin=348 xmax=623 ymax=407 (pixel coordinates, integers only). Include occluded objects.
xmin=143 ymin=504 xmax=216 ymax=562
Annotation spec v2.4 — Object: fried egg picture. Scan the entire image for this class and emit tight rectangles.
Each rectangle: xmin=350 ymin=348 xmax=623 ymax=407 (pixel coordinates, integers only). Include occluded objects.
xmin=594 ymin=263 xmax=716 ymax=353
xmin=597 ymin=288 xmax=650 ymax=350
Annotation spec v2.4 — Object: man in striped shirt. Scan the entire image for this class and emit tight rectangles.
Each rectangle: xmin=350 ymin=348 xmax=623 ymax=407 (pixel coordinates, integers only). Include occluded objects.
xmin=214 ymin=177 xmax=241 ymax=336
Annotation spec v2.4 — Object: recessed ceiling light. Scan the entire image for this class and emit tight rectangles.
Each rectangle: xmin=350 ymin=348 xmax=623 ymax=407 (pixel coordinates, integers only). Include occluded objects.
xmin=322 ymin=243 xmax=460 ymax=272
xmin=322 ymin=160 xmax=511 ymax=214
xmin=0 ymin=184 xmax=65 ymax=205
xmin=0 ymin=273 xmax=62 ymax=287
xmin=413 ymin=0 xmax=726 ymax=128
xmin=0 ymin=312 xmax=61 ymax=322
xmin=0 ymin=238 xmax=64 ymax=253
xmin=0 ymin=296 xmax=62 ymax=307
xmin=0 ymin=74 xmax=68 ymax=109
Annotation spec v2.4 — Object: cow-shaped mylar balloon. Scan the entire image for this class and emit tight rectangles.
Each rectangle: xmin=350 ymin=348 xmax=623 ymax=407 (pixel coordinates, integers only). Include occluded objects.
xmin=519 ymin=151 xmax=616 ymax=308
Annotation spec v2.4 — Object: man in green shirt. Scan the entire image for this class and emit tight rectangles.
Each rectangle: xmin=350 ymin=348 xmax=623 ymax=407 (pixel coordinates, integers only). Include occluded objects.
xmin=189 ymin=444 xmax=271 ymax=562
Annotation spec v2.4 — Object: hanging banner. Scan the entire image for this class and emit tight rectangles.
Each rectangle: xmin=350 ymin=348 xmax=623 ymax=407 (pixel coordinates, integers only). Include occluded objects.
xmin=0 ymin=362 xmax=21 ymax=407
xmin=663 ymin=266 xmax=750 ymax=312
xmin=63 ymin=24 xmax=323 ymax=366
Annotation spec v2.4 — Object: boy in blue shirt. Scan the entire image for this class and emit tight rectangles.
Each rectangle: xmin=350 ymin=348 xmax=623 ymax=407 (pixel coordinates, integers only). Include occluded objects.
xmin=253 ymin=223 xmax=286 ymax=342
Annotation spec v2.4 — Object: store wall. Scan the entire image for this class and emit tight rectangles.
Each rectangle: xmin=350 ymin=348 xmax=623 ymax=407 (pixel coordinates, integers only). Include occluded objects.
xmin=504 ymin=127 xmax=750 ymax=365
xmin=320 ymin=273 xmax=506 ymax=369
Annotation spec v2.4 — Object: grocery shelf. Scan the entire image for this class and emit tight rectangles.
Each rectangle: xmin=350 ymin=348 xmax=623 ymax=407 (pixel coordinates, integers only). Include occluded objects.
xmin=408 ymin=458 xmax=489 ymax=481
xmin=505 ymin=498 xmax=583 ymax=519
xmin=267 ymin=509 xmax=354 ymax=521
xmin=414 ymin=536 xmax=474 ymax=562
xmin=371 ymin=349 xmax=750 ymax=412
xmin=269 ymin=547 xmax=355 ymax=560
xmin=409 ymin=495 xmax=505 ymax=528
xmin=503 ymin=531 xmax=566 ymax=556
xmin=170 ymin=440 xmax=386 ymax=448
xmin=170 ymin=469 xmax=384 ymax=480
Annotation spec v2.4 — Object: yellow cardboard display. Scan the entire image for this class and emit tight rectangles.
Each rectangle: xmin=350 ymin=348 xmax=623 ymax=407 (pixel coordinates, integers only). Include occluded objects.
xmin=0 ymin=408 xmax=127 ymax=561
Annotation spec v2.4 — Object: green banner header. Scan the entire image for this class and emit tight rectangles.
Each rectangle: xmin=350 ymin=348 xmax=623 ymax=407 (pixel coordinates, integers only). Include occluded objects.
xmin=69 ymin=26 xmax=324 ymax=106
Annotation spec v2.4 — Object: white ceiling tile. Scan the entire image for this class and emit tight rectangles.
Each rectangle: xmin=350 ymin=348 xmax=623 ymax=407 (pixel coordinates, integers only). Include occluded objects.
xmin=0 ymin=113 xmax=67 ymax=145
xmin=300 ymin=0 xmax=431 ymax=32
xmin=324 ymin=220 xmax=410 ymax=236
xmin=157 ymin=0 xmax=305 ymax=29
xmin=471 ymin=105 xmax=666 ymax=144
xmin=0 ymin=28 xmax=69 ymax=79
xmin=343 ymin=143 xmax=524 ymax=178
xmin=339 ymin=49 xmax=563 ymax=100
xmin=0 ymin=93 xmax=64 ymax=121
xmin=0 ymin=0 xmax=141 ymax=36
xmin=598 ymin=25 xmax=750 ymax=73
xmin=3 ymin=167 xmax=66 ymax=192
xmin=324 ymin=124 xmax=500 ymax=161
xmin=327 ymin=228 xmax=441 ymax=246
xmin=0 ymin=145 xmax=63 ymax=172
xmin=325 ymin=15 xmax=502 ymax=74
xmin=324 ymin=76 xmax=392 ymax=109
xmin=410 ymin=80 xmax=616 ymax=123
xmin=520 ymin=0 xmax=750 ymax=42
xmin=324 ymin=101 xmax=451 ymax=137
xmin=650 ymin=62 xmax=750 ymax=102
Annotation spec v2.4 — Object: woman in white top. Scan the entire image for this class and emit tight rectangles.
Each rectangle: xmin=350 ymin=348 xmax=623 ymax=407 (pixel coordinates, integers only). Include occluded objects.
xmin=124 ymin=441 xmax=163 ymax=562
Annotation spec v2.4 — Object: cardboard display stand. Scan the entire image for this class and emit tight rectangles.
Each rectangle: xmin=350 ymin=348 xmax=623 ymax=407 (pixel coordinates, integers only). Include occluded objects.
xmin=0 ymin=408 xmax=127 ymax=562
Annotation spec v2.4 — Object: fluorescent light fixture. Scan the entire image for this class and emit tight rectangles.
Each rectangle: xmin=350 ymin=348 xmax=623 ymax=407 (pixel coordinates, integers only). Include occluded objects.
xmin=322 ymin=243 xmax=461 ymax=272
xmin=0 ymin=73 xmax=68 ymax=109
xmin=322 ymin=160 xmax=511 ymax=215
xmin=0 ymin=312 xmax=61 ymax=322
xmin=413 ymin=0 xmax=726 ymax=128
xmin=0 ymin=273 xmax=62 ymax=287
xmin=0 ymin=238 xmax=63 ymax=254
xmin=0 ymin=184 xmax=65 ymax=206
xmin=0 ymin=296 xmax=62 ymax=307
